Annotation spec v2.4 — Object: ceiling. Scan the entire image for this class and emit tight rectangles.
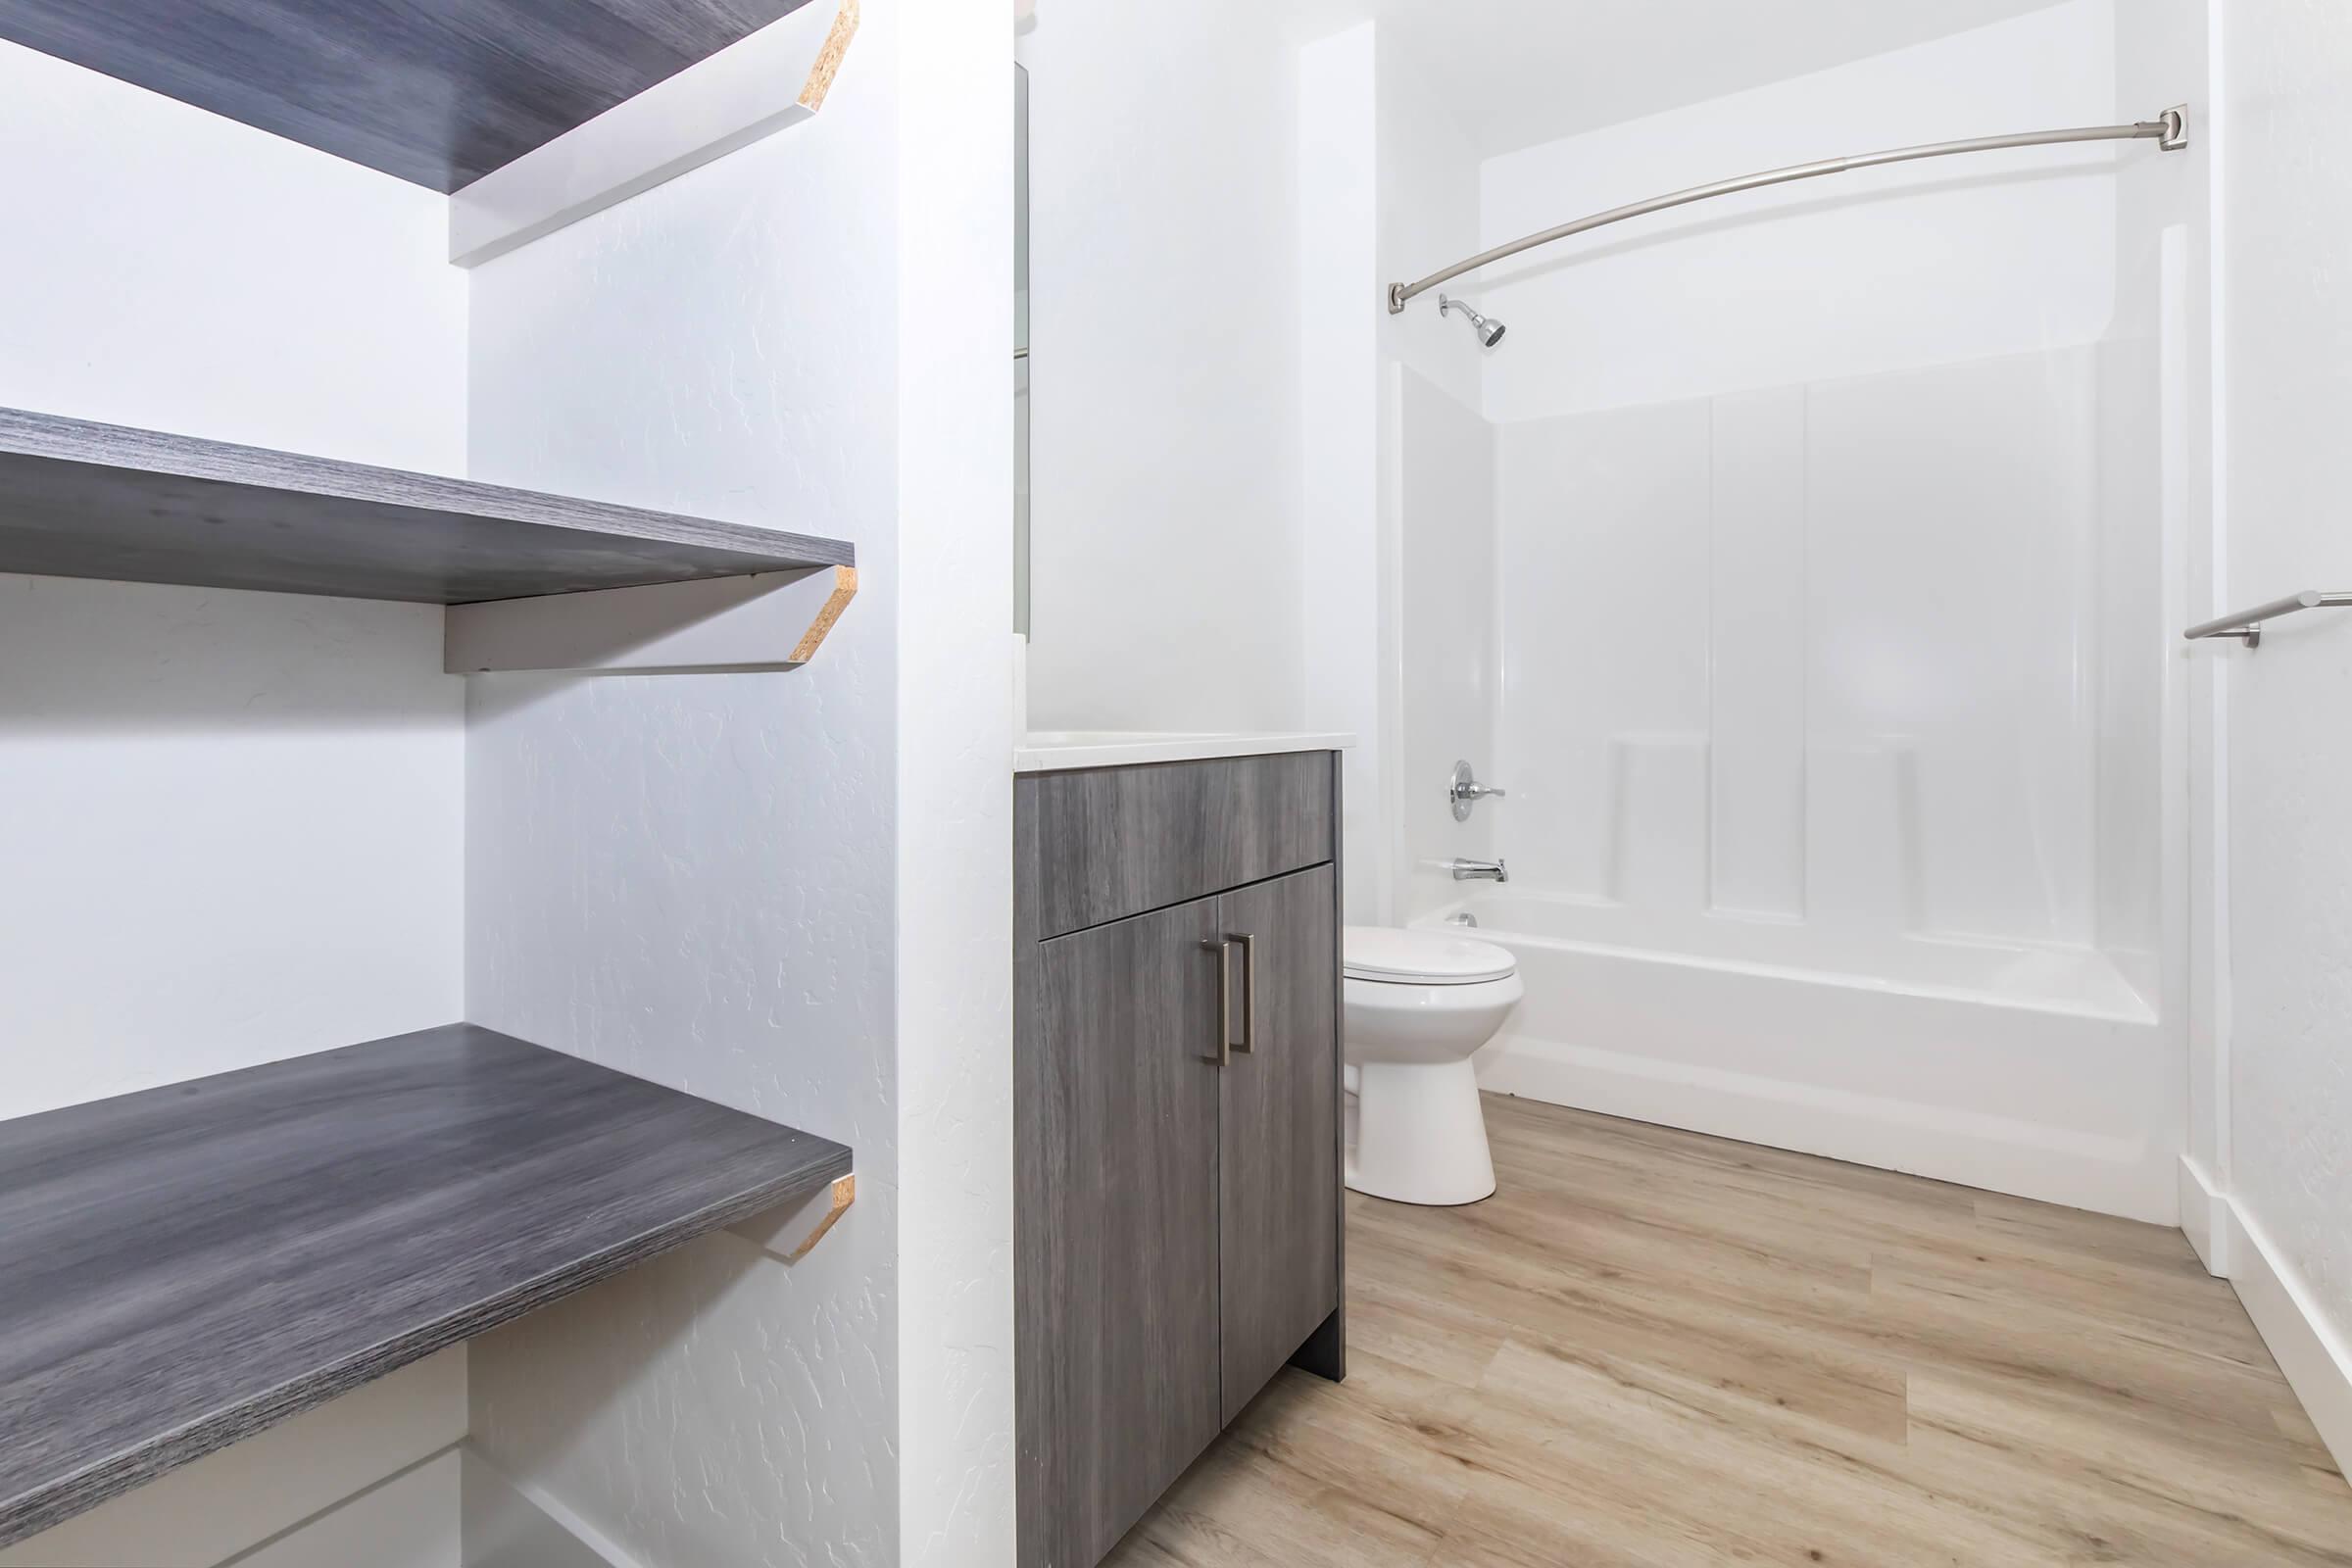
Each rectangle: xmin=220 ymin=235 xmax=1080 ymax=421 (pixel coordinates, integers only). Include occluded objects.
xmin=1305 ymin=0 xmax=2083 ymax=158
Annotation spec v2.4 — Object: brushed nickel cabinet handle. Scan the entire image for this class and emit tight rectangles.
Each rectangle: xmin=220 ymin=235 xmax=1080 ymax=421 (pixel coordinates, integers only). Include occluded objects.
xmin=1202 ymin=937 xmax=1234 ymax=1066
xmin=1230 ymin=932 xmax=1258 ymax=1054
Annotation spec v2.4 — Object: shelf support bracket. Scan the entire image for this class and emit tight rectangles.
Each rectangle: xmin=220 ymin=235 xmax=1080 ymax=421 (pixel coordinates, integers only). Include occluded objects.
xmin=445 ymin=564 xmax=857 ymax=675
xmin=727 ymin=1173 xmax=857 ymax=1262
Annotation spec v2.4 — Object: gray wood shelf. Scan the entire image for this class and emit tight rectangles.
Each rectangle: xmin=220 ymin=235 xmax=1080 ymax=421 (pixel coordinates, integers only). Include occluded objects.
xmin=0 ymin=1025 xmax=854 ymax=1549
xmin=0 ymin=406 xmax=854 ymax=605
xmin=0 ymin=0 xmax=823 ymax=193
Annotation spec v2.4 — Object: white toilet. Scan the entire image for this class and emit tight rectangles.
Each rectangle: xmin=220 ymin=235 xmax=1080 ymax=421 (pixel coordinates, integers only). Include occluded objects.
xmin=1342 ymin=926 xmax=1522 ymax=1206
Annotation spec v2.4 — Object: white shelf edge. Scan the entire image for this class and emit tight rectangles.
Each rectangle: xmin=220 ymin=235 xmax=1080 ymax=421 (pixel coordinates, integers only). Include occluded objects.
xmin=725 ymin=1172 xmax=857 ymax=1262
xmin=449 ymin=0 xmax=858 ymax=269
xmin=444 ymin=564 xmax=858 ymax=675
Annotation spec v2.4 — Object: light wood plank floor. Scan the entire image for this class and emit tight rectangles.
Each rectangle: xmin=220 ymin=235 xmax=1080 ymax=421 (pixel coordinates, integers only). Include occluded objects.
xmin=1107 ymin=1095 xmax=2352 ymax=1567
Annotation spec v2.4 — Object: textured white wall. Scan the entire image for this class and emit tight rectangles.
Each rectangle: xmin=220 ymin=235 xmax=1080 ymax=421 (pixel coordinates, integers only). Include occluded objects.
xmin=461 ymin=12 xmax=910 ymax=1564
xmin=2216 ymin=0 xmax=2352 ymax=1442
xmin=893 ymin=0 xmax=1017 ymax=1560
xmin=1474 ymin=0 xmax=2119 ymax=422
xmin=1016 ymin=0 xmax=1307 ymax=733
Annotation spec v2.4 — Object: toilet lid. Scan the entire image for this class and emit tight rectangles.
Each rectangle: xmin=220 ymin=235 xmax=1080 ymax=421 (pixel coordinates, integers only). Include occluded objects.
xmin=1343 ymin=926 xmax=1516 ymax=986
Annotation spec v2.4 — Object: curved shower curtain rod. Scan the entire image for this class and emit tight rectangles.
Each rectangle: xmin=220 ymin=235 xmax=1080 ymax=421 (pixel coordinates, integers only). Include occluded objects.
xmin=1387 ymin=106 xmax=2189 ymax=314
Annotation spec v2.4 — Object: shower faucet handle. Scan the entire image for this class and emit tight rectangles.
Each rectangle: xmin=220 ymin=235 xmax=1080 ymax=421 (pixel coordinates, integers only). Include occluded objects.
xmin=1448 ymin=760 xmax=1506 ymax=821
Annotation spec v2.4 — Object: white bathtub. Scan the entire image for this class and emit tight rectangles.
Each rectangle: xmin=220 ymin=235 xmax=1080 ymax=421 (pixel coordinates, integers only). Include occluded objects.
xmin=1417 ymin=891 xmax=2179 ymax=1222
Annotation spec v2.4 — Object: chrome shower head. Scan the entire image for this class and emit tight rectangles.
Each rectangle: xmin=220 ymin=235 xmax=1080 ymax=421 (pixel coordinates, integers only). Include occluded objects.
xmin=1439 ymin=294 xmax=1506 ymax=348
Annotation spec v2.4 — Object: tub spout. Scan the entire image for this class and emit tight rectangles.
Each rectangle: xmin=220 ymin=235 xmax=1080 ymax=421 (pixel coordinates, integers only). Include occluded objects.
xmin=1447 ymin=857 xmax=1508 ymax=883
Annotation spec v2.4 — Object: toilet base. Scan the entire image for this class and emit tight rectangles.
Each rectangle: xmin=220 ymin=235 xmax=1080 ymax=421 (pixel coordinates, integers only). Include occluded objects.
xmin=1344 ymin=1057 xmax=1496 ymax=1206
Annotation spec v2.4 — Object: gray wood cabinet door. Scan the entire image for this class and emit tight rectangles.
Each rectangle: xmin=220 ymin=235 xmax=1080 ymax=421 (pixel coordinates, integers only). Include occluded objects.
xmin=1017 ymin=896 xmax=1226 ymax=1568
xmin=1214 ymin=865 xmax=1341 ymax=1424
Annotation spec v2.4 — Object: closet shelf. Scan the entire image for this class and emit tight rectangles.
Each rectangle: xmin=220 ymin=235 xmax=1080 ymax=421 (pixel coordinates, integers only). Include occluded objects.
xmin=0 ymin=406 xmax=855 ymax=606
xmin=0 ymin=0 xmax=828 ymax=194
xmin=0 ymin=1025 xmax=855 ymax=1549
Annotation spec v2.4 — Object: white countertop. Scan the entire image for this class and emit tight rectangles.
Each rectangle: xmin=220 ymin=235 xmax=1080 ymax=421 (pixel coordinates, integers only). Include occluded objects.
xmin=1013 ymin=730 xmax=1355 ymax=773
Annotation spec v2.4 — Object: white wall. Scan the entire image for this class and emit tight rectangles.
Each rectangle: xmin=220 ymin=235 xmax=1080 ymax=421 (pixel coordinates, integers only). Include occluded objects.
xmin=0 ymin=39 xmax=470 ymax=1566
xmin=1016 ymin=1 xmax=1307 ymax=733
xmin=0 ymin=40 xmax=468 ymax=1124
xmin=1377 ymin=47 xmax=1483 ymax=413
xmin=2211 ymin=0 xmax=2352 ymax=1472
xmin=464 ymin=5 xmax=1016 ymax=1562
xmin=893 ymin=0 xmax=1017 ymax=1559
xmin=1298 ymin=24 xmax=1386 ymax=923
xmin=0 ymin=39 xmax=466 ymax=467
xmin=461 ymin=21 xmax=903 ymax=1564
xmin=0 ymin=579 xmax=465 ymax=1120
xmin=1393 ymin=368 xmax=1495 ymax=916
xmin=1475 ymin=0 xmax=2120 ymax=422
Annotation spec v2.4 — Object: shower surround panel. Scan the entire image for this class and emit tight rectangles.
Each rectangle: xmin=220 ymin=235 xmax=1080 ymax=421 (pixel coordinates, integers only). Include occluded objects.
xmin=1390 ymin=337 xmax=2174 ymax=1220
xmin=1494 ymin=345 xmax=2121 ymax=954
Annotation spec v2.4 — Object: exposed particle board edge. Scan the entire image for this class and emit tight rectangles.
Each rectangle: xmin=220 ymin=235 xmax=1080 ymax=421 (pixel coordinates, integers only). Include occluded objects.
xmin=798 ymin=0 xmax=859 ymax=112
xmin=789 ymin=564 xmax=859 ymax=662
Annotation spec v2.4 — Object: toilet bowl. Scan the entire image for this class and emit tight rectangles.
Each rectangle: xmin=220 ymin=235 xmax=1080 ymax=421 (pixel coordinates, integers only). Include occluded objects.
xmin=1342 ymin=926 xmax=1521 ymax=1206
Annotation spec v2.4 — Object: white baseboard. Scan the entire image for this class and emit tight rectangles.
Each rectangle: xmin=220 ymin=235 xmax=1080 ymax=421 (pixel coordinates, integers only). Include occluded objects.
xmin=460 ymin=1448 xmax=647 ymax=1568
xmin=1480 ymin=1036 xmax=2178 ymax=1224
xmin=2219 ymin=1197 xmax=2352 ymax=1484
xmin=2177 ymin=1154 xmax=2230 ymax=1276
xmin=229 ymin=1450 xmax=462 ymax=1568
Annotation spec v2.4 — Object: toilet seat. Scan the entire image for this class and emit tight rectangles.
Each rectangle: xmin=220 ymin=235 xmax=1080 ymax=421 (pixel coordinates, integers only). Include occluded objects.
xmin=1343 ymin=926 xmax=1515 ymax=986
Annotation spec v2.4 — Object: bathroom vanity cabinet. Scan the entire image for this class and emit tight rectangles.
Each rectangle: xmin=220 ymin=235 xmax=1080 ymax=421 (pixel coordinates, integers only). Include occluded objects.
xmin=1014 ymin=750 xmax=1346 ymax=1568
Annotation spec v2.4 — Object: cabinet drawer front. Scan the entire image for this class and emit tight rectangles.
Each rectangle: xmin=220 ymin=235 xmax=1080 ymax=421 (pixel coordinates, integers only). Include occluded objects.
xmin=1024 ymin=753 xmax=1335 ymax=939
